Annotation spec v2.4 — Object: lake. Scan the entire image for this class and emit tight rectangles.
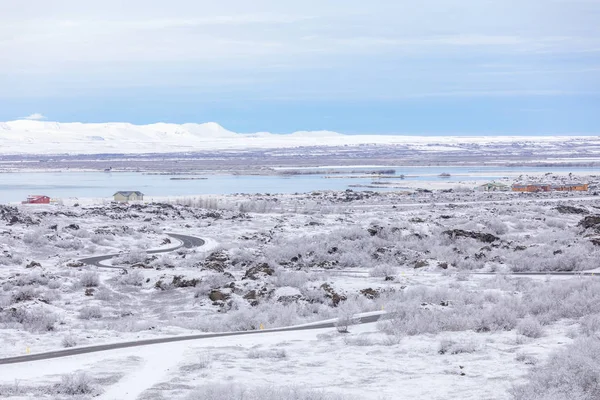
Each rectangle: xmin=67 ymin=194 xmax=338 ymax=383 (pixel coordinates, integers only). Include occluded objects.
xmin=1 ymin=166 xmax=598 ymax=204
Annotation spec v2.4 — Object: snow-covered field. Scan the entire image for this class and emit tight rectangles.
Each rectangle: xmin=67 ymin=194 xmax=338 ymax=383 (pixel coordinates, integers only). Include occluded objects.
xmin=1 ymin=185 xmax=600 ymax=399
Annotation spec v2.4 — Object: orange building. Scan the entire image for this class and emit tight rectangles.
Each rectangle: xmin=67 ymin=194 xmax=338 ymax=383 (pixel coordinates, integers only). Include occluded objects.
xmin=552 ymin=183 xmax=589 ymax=192
xmin=511 ymin=184 xmax=551 ymax=192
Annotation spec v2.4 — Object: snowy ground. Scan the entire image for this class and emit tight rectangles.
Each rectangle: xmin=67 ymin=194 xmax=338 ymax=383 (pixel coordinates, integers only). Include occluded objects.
xmin=1 ymin=183 xmax=600 ymax=399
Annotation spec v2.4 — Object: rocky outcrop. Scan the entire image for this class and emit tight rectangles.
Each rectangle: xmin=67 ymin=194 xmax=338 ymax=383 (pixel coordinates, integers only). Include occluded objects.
xmin=555 ymin=205 xmax=588 ymax=215
xmin=443 ymin=229 xmax=500 ymax=243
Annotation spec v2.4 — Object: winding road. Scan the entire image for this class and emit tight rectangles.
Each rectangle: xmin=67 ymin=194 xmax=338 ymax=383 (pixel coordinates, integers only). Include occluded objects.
xmin=79 ymin=233 xmax=205 ymax=268
xmin=0 ymin=232 xmax=382 ymax=365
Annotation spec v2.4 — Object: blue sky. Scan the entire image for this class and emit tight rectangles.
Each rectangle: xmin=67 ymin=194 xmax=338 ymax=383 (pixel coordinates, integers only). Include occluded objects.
xmin=1 ymin=0 xmax=599 ymax=135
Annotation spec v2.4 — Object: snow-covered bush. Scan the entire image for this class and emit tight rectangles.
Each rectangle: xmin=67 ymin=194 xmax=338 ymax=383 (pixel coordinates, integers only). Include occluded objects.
xmin=79 ymin=271 xmax=99 ymax=288
xmin=22 ymin=229 xmax=48 ymax=247
xmin=0 ymin=307 xmax=58 ymax=332
xmin=247 ymin=348 xmax=287 ymax=359
xmin=186 ymin=383 xmax=348 ymax=400
xmin=117 ymin=270 xmax=144 ymax=286
xmin=369 ymin=263 xmax=397 ymax=278
xmin=78 ymin=306 xmax=102 ymax=320
xmin=516 ymin=317 xmax=544 ymax=338
xmin=510 ymin=337 xmax=600 ymax=400
xmin=54 ymin=373 xmax=93 ymax=396
xmin=438 ymin=338 xmax=479 ymax=355
xmin=62 ymin=333 xmax=78 ymax=348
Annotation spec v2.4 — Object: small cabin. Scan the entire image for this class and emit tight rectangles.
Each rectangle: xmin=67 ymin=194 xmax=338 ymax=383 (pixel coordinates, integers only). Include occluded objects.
xmin=22 ymin=195 xmax=51 ymax=204
xmin=113 ymin=191 xmax=144 ymax=202
xmin=478 ymin=182 xmax=510 ymax=192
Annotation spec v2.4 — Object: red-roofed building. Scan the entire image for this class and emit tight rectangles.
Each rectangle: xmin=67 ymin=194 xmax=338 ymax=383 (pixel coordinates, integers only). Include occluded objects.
xmin=23 ymin=195 xmax=51 ymax=204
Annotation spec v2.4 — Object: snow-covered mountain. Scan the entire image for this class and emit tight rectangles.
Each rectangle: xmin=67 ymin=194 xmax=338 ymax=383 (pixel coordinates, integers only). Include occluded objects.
xmin=0 ymin=119 xmax=598 ymax=155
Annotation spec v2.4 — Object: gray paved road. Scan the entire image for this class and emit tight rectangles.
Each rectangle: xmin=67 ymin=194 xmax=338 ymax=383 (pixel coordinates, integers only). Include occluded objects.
xmin=79 ymin=233 xmax=205 ymax=268
xmin=0 ymin=314 xmax=383 ymax=365
xmin=474 ymin=271 xmax=600 ymax=277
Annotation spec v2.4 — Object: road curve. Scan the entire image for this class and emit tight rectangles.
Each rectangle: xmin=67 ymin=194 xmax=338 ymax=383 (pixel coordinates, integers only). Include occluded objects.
xmin=0 ymin=314 xmax=383 ymax=365
xmin=79 ymin=233 xmax=205 ymax=268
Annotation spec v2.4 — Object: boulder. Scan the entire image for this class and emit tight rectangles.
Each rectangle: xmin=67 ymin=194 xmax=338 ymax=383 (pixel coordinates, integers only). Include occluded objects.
xmin=209 ymin=289 xmax=230 ymax=302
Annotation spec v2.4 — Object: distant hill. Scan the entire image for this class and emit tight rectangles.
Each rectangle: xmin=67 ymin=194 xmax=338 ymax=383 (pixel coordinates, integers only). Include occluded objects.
xmin=0 ymin=120 xmax=597 ymax=156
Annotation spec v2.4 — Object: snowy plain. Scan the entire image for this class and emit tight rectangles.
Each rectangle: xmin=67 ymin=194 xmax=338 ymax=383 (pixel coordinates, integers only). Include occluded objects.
xmin=1 ymin=177 xmax=600 ymax=399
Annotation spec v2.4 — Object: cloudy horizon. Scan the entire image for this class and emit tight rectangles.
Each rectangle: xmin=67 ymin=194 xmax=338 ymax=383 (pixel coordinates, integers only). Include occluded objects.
xmin=1 ymin=0 xmax=599 ymax=135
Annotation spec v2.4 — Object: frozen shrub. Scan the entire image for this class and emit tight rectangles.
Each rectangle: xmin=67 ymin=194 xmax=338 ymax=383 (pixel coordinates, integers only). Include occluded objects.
xmin=517 ymin=317 xmax=544 ymax=338
xmin=369 ymin=263 xmax=397 ymax=278
xmin=247 ymin=348 xmax=287 ymax=359
xmin=12 ymin=286 xmax=37 ymax=303
xmin=515 ymin=352 xmax=538 ymax=365
xmin=22 ymin=229 xmax=48 ymax=247
xmin=62 ymin=334 xmax=78 ymax=348
xmin=180 ymin=355 xmax=212 ymax=372
xmin=484 ymin=219 xmax=508 ymax=235
xmin=55 ymin=238 xmax=84 ymax=251
xmin=117 ymin=270 xmax=144 ymax=286
xmin=78 ymin=306 xmax=102 ymax=320
xmin=343 ymin=334 xmax=400 ymax=347
xmin=79 ymin=272 xmax=99 ymax=288
xmin=113 ymin=249 xmax=147 ymax=265
xmin=438 ymin=338 xmax=479 ymax=355
xmin=510 ymin=337 xmax=600 ymax=400
xmin=95 ymin=289 xmax=112 ymax=301
xmin=334 ymin=302 xmax=361 ymax=333
xmin=474 ymin=305 xmax=518 ymax=332
xmin=47 ymin=280 xmax=62 ymax=290
xmin=186 ymin=383 xmax=348 ymax=400
xmin=580 ymin=314 xmax=600 ymax=338
xmin=14 ymin=272 xmax=49 ymax=287
xmin=274 ymin=270 xmax=312 ymax=288
xmin=3 ymin=307 xmax=58 ymax=332
xmin=54 ymin=373 xmax=93 ymax=395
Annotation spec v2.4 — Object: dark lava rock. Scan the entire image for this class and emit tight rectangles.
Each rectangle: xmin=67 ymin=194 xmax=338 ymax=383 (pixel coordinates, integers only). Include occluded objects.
xmin=320 ymin=283 xmax=346 ymax=306
xmin=244 ymin=263 xmax=274 ymax=280
xmin=360 ymin=288 xmax=380 ymax=299
xmin=578 ymin=216 xmax=600 ymax=233
xmin=443 ymin=229 xmax=500 ymax=243
xmin=172 ymin=275 xmax=199 ymax=288
xmin=555 ymin=205 xmax=588 ymax=215
xmin=209 ymin=289 xmax=230 ymax=302
xmin=25 ymin=261 xmax=41 ymax=269
xmin=65 ymin=224 xmax=80 ymax=230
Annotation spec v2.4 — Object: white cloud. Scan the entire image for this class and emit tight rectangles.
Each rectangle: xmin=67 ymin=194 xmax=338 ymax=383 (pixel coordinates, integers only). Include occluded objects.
xmin=22 ymin=113 xmax=46 ymax=121
xmin=0 ymin=0 xmax=598 ymax=100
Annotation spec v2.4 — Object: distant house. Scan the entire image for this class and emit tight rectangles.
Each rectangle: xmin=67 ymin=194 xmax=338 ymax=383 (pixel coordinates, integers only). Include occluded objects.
xmin=511 ymin=184 xmax=551 ymax=193
xmin=113 ymin=191 xmax=144 ymax=202
xmin=511 ymin=183 xmax=588 ymax=193
xmin=22 ymin=195 xmax=51 ymax=204
xmin=478 ymin=182 xmax=510 ymax=192
xmin=552 ymin=183 xmax=589 ymax=192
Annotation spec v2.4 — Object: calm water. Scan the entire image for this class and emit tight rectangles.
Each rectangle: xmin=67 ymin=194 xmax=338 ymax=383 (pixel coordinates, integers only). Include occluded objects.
xmin=1 ymin=166 xmax=598 ymax=203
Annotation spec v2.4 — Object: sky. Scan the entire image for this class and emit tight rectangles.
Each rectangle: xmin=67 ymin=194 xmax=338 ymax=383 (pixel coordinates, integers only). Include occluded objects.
xmin=0 ymin=0 xmax=599 ymax=135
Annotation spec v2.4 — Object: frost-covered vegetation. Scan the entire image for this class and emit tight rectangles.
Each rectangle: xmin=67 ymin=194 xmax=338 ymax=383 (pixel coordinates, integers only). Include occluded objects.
xmin=1 ymin=185 xmax=600 ymax=399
